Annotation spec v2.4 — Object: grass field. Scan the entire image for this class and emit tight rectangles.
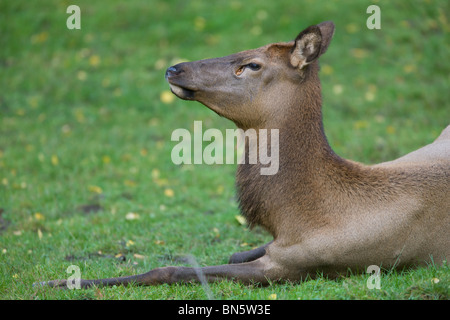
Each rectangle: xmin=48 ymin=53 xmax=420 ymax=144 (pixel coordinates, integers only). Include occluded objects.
xmin=1 ymin=0 xmax=449 ymax=300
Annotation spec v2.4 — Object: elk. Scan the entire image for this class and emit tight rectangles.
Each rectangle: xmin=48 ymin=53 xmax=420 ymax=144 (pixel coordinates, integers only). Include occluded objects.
xmin=39 ymin=21 xmax=449 ymax=288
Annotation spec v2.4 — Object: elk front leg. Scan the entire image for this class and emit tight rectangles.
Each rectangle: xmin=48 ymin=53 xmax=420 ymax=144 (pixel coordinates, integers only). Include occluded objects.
xmin=36 ymin=255 xmax=281 ymax=289
xmin=229 ymin=241 xmax=273 ymax=264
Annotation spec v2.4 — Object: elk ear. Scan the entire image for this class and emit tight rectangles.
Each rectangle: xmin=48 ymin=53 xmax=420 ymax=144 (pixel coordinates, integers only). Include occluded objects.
xmin=290 ymin=21 xmax=335 ymax=69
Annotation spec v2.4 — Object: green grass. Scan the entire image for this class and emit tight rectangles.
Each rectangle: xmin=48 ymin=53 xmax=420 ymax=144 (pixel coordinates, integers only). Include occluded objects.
xmin=1 ymin=0 xmax=449 ymax=300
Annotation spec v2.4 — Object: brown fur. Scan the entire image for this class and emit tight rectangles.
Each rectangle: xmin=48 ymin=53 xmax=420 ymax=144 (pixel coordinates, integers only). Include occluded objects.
xmin=39 ymin=21 xmax=449 ymax=288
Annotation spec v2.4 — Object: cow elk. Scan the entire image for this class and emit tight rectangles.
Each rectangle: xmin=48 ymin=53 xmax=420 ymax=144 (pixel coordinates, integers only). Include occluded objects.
xmin=38 ymin=21 xmax=449 ymax=288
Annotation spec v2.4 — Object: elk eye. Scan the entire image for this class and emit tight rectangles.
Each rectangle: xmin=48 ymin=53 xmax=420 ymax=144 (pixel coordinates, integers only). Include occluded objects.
xmin=247 ymin=63 xmax=261 ymax=71
xmin=235 ymin=66 xmax=245 ymax=76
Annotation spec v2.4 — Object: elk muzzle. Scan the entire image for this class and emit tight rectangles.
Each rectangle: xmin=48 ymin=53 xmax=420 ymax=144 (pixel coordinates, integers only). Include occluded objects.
xmin=165 ymin=63 xmax=197 ymax=100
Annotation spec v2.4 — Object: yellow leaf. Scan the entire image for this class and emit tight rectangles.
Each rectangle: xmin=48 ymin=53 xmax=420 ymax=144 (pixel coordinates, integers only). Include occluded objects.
xmin=34 ymin=212 xmax=45 ymax=221
xmin=216 ymin=185 xmax=224 ymax=195
xmin=89 ymin=55 xmax=101 ymax=67
xmin=345 ymin=23 xmax=358 ymax=34
xmin=88 ymin=185 xmax=103 ymax=194
xmin=235 ymin=215 xmax=247 ymax=226
xmin=51 ymin=155 xmax=59 ymax=166
xmin=151 ymin=168 xmax=160 ymax=179
xmin=431 ymin=278 xmax=440 ymax=284
xmin=31 ymin=31 xmax=48 ymax=44
xmin=125 ymin=212 xmax=140 ymax=220
xmin=321 ymin=64 xmax=333 ymax=75
xmin=37 ymin=229 xmax=43 ymax=240
xmin=354 ymin=120 xmax=369 ymax=130
xmin=126 ymin=240 xmax=135 ymax=247
xmin=102 ymin=155 xmax=111 ymax=164
xmin=194 ymin=16 xmax=206 ymax=31
xmin=403 ymin=64 xmax=416 ymax=74
xmin=74 ymin=109 xmax=86 ymax=123
xmin=268 ymin=293 xmax=277 ymax=300
xmin=133 ymin=254 xmax=146 ymax=260
xmin=386 ymin=125 xmax=396 ymax=135
xmin=351 ymin=48 xmax=368 ymax=59
xmin=160 ymin=90 xmax=175 ymax=104
xmin=154 ymin=240 xmax=165 ymax=245
xmin=164 ymin=188 xmax=174 ymax=197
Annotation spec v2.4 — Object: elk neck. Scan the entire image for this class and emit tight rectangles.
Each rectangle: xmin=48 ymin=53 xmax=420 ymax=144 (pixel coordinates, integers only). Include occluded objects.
xmin=236 ymin=61 xmax=355 ymax=236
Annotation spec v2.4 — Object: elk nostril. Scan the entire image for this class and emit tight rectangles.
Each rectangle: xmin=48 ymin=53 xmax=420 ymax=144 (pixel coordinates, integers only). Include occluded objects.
xmin=165 ymin=66 xmax=179 ymax=80
xmin=167 ymin=66 xmax=177 ymax=73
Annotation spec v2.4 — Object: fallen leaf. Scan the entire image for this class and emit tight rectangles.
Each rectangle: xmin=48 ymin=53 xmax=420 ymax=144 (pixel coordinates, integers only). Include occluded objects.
xmin=194 ymin=16 xmax=206 ymax=31
xmin=88 ymin=185 xmax=103 ymax=194
xmin=125 ymin=212 xmax=140 ymax=220
xmin=235 ymin=215 xmax=246 ymax=226
xmin=321 ymin=64 xmax=333 ymax=75
xmin=89 ymin=55 xmax=101 ymax=67
xmin=151 ymin=169 xmax=160 ymax=179
xmin=37 ymin=228 xmax=43 ymax=240
xmin=268 ymin=293 xmax=277 ymax=300
xmin=164 ymin=188 xmax=174 ymax=197
xmin=386 ymin=125 xmax=396 ymax=135
xmin=34 ymin=212 xmax=45 ymax=221
xmin=160 ymin=90 xmax=175 ymax=104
